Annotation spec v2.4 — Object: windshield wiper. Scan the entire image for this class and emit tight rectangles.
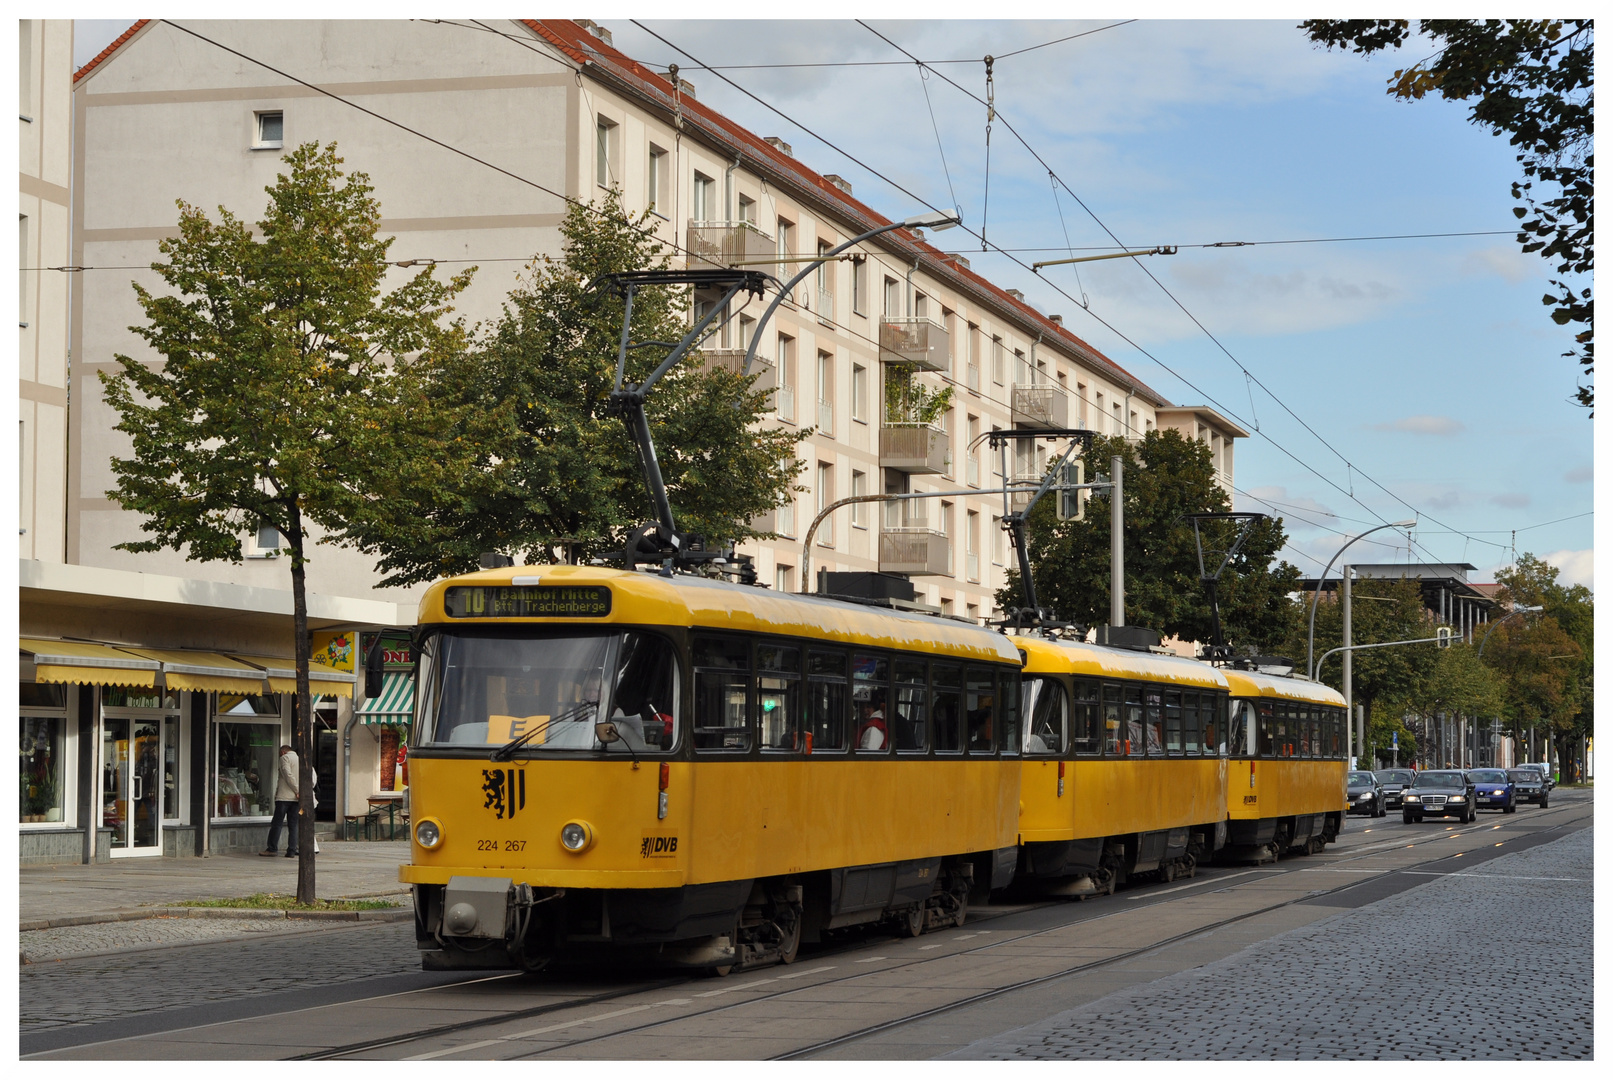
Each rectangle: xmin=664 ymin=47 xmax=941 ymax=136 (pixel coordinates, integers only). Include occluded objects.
xmin=490 ymin=700 xmax=598 ymax=762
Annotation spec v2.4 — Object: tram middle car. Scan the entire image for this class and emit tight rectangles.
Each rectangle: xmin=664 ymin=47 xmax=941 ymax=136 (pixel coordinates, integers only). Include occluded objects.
xmin=400 ymin=564 xmax=1025 ymax=973
xmin=1012 ymin=636 xmax=1232 ymax=897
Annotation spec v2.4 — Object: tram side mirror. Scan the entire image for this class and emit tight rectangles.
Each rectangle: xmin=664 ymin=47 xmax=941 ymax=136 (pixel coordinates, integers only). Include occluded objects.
xmin=594 ymin=721 xmax=621 ymax=744
xmin=365 ymin=636 xmax=385 ymax=699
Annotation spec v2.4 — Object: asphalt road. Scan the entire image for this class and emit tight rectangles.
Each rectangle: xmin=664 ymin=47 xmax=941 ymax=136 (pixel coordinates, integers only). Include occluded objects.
xmin=21 ymin=788 xmax=1592 ymax=1060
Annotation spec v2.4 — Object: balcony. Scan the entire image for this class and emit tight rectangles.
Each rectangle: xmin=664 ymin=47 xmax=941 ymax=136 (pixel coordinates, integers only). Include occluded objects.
xmin=816 ymin=289 xmax=834 ymax=325
xmin=966 ymin=455 xmax=980 ymax=487
xmin=1012 ymin=383 xmax=1070 ymax=429
xmin=817 ymin=399 xmax=835 ymax=436
xmin=776 ymin=386 xmax=796 ymax=423
xmin=880 ymin=528 xmax=951 ymax=576
xmin=699 ymin=350 xmax=775 ymax=394
xmin=966 ymin=364 xmax=980 ymax=392
xmin=966 ymin=551 xmax=980 ymax=582
xmin=879 ymin=317 xmax=950 ymax=371
xmin=753 ymin=500 xmax=796 ymax=537
xmin=880 ymin=423 xmax=950 ymax=474
xmin=686 ymin=219 xmax=774 ymax=268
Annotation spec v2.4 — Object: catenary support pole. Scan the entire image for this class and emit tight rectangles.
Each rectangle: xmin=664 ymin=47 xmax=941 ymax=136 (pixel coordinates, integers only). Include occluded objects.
xmin=1110 ymin=455 xmax=1124 ymax=627
xmin=1342 ymin=564 xmax=1352 ymax=765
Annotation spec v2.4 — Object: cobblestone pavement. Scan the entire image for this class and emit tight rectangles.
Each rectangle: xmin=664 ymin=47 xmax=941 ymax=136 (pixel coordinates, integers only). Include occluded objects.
xmin=20 ymin=921 xmax=420 ymax=1031
xmin=21 ymin=913 xmax=330 ymax=963
xmin=955 ymin=826 xmax=1593 ymax=1060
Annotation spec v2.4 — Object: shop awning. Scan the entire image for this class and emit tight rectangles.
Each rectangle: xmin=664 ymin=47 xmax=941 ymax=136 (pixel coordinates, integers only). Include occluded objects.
xmin=21 ymin=638 xmax=160 ymax=688
xmin=117 ymin=648 xmax=268 ymax=695
xmin=227 ymin=654 xmax=357 ymax=699
xmin=358 ymin=671 xmax=414 ymax=725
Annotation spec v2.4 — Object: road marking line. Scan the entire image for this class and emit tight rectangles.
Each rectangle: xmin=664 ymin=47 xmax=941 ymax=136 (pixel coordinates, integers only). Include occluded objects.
xmin=855 ymin=956 xmax=887 ymax=963
xmin=776 ymin=965 xmax=835 ymax=980
xmin=406 ymin=1004 xmax=658 ymax=1059
xmin=1127 ymin=869 xmax=1263 ymax=899
xmin=919 ymin=944 xmax=944 ymax=950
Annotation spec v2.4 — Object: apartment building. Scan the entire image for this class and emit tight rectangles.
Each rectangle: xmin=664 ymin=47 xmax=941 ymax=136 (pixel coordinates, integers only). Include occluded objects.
xmin=25 ymin=19 xmax=1245 ymax=863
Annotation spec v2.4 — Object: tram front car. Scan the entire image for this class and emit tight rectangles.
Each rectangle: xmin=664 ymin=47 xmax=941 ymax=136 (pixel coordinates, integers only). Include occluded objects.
xmin=399 ymin=564 xmax=1024 ymax=973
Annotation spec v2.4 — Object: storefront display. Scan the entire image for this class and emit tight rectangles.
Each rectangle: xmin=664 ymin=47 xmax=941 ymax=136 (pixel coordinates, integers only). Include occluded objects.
xmin=20 ymin=705 xmax=66 ymax=824
xmin=214 ymin=694 xmax=283 ymax=820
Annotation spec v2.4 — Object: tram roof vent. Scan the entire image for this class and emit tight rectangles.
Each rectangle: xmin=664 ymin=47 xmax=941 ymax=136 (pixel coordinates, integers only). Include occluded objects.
xmin=818 ymin=570 xmax=915 ymax=603
xmin=1092 ymin=624 xmax=1162 ymax=652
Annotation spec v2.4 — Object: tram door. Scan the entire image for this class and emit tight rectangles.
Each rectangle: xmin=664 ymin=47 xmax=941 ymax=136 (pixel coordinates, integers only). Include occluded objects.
xmin=101 ymin=716 xmax=165 ymax=856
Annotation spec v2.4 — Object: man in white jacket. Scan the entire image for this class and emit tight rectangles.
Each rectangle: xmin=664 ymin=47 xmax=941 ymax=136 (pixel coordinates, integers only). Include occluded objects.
xmin=260 ymin=745 xmax=301 ymax=857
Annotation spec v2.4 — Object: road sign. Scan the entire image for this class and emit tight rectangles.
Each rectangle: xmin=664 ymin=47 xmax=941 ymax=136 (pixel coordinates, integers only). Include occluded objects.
xmin=1393 ymin=731 xmax=1399 ymax=748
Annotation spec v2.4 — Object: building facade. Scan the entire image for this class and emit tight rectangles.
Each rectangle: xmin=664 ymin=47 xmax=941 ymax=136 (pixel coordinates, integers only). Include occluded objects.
xmin=25 ymin=18 xmax=1247 ymax=862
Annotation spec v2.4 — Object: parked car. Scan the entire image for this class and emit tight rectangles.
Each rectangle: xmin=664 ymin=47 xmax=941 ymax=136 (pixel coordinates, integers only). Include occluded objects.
xmin=1347 ymin=770 xmax=1386 ymax=816
xmin=1375 ymin=768 xmax=1417 ymax=810
xmin=1402 ymin=770 xmax=1477 ymax=823
xmin=1507 ymin=767 xmax=1549 ymax=807
xmin=1520 ymin=762 xmax=1555 ymax=791
xmin=1465 ymin=768 xmax=1517 ymax=813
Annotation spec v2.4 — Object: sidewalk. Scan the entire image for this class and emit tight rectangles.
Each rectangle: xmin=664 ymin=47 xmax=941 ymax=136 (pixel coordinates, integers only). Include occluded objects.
xmin=20 ymin=839 xmax=414 ymax=929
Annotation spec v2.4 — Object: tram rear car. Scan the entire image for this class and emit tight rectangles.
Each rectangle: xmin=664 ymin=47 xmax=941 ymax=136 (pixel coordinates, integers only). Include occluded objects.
xmin=1014 ymin=637 xmax=1231 ymax=896
xmin=1222 ymin=670 xmax=1348 ymax=860
xmin=400 ymin=565 xmax=1024 ymax=972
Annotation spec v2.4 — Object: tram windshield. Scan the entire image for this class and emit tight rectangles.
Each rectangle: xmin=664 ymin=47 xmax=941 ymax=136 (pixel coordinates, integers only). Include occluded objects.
xmin=415 ymin=630 xmax=680 ymax=753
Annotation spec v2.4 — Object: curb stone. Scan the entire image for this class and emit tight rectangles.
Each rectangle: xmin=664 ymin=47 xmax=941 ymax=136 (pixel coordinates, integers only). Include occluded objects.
xmin=20 ymin=903 xmax=411 ymax=932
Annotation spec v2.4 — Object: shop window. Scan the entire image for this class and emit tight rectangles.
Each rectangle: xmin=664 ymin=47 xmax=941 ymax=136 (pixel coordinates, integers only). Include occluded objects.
xmin=215 ymin=715 xmax=282 ymax=819
xmin=103 ymin=687 xmax=179 ymax=709
xmin=20 ymin=715 xmax=66 ymax=823
xmin=20 ymin=683 xmax=66 ymax=709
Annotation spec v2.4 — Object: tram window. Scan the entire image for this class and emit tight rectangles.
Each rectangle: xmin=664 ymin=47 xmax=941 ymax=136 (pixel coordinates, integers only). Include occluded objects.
xmin=1307 ymin=710 xmax=1321 ymax=759
xmin=852 ymin=653 xmax=891 ymax=752
xmin=1330 ymin=708 xmax=1343 ymax=757
xmin=693 ymin=670 xmax=751 ymax=751
xmin=1164 ymin=690 xmax=1183 ymax=754
xmin=1257 ymin=702 xmax=1275 ymax=757
xmin=806 ymin=649 xmax=849 ymax=752
xmin=1022 ymin=677 xmax=1067 ymax=755
xmin=965 ymin=666 xmax=995 ymax=752
xmin=1102 ymin=683 xmax=1123 ymax=755
xmin=1069 ymin=680 xmax=1100 ymax=755
xmin=892 ymin=659 xmax=928 ymax=753
xmin=757 ymin=643 xmax=801 ymax=751
xmin=931 ymin=663 xmax=962 ymax=753
xmin=694 ymin=636 xmax=750 ymax=670
xmin=1123 ymin=686 xmax=1145 ymax=756
xmin=426 ymin=631 xmax=613 ymax=749
xmin=998 ymin=672 xmax=1020 ymax=757
xmin=608 ymin=632 xmax=681 ymax=751
xmin=1180 ymin=692 xmax=1200 ymax=755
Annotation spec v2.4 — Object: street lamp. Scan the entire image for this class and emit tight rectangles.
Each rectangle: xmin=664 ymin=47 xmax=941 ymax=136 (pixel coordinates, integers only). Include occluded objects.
xmin=1476 ymin=604 xmax=1541 ymax=658
xmin=741 ymin=209 xmax=961 ymax=379
xmin=1306 ymin=519 xmax=1418 ymax=681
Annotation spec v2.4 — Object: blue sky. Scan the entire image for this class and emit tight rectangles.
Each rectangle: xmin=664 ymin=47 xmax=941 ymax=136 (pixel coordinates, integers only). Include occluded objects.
xmin=72 ymin=17 xmax=1595 ymax=588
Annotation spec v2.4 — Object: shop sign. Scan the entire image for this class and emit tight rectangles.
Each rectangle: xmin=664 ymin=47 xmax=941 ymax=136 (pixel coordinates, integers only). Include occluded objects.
xmin=310 ymin=631 xmax=356 ymax=673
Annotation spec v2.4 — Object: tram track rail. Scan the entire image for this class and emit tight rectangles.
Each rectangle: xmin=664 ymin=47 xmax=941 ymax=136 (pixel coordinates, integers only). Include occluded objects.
xmin=302 ymin=799 xmax=1589 ymax=1061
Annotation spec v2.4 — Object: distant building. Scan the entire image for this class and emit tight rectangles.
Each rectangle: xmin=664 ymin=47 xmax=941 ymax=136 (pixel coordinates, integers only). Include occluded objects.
xmin=1301 ymin=561 xmax=1498 ymax=642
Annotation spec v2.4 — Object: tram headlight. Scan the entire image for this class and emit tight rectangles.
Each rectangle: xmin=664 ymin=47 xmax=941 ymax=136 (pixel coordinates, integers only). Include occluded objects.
xmin=414 ymin=818 xmax=443 ymax=849
xmin=560 ymin=820 xmax=595 ymax=853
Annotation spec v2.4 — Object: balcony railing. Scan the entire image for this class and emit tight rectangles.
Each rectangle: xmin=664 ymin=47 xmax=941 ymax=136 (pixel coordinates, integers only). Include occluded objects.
xmin=816 ymin=289 xmax=834 ymax=324
xmin=776 ymin=386 xmax=796 ymax=423
xmin=879 ymin=317 xmax=950 ymax=371
xmin=686 ymin=219 xmax=774 ymax=268
xmin=700 ymin=350 xmax=775 ymax=394
xmin=966 ymin=456 xmax=980 ymax=487
xmin=1011 ymin=383 xmax=1070 ymax=429
xmin=966 ymin=551 xmax=980 ymax=582
xmin=818 ymin=400 xmax=835 ymax=436
xmin=880 ymin=528 xmax=951 ymax=576
xmin=966 ymin=364 xmax=980 ymax=392
xmin=879 ymin=423 xmax=950 ymax=474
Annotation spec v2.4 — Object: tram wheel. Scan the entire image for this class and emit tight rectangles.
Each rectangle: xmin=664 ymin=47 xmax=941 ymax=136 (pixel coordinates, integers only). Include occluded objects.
xmin=777 ymin=914 xmax=801 ymax=965
xmin=1160 ymin=861 xmax=1176 ymax=884
xmin=952 ymin=890 xmax=969 ymax=928
xmin=900 ymin=904 xmax=925 ymax=939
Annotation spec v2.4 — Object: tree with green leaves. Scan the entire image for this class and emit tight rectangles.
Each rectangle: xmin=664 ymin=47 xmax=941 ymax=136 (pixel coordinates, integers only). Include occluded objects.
xmin=100 ymin=142 xmax=477 ymax=902
xmin=1300 ymin=20 xmax=1593 ymax=409
xmin=368 ymin=194 xmax=808 ymax=586
xmin=1005 ymin=430 xmax=1300 ymax=649
xmin=1486 ymin=553 xmax=1592 ymax=777
xmin=1285 ymin=576 xmax=1436 ymax=761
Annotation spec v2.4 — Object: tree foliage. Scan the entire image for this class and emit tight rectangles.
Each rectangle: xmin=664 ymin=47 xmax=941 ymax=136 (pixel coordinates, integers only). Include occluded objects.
xmin=1485 ymin=553 xmax=1592 ymax=767
xmin=369 ymin=194 xmax=808 ymax=586
xmin=1007 ymin=430 xmax=1300 ymax=649
xmin=100 ymin=142 xmax=476 ymax=900
xmin=1301 ymin=19 xmax=1593 ymax=409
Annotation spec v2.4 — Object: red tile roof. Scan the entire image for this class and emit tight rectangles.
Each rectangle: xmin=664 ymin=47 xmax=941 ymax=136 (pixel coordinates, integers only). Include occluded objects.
xmin=67 ymin=17 xmax=1169 ymax=404
xmin=73 ymin=19 xmax=149 ymax=83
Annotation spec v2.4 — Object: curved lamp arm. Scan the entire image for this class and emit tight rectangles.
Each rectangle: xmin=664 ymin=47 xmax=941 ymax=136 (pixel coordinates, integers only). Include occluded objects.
xmin=1307 ymin=519 xmax=1417 ymax=680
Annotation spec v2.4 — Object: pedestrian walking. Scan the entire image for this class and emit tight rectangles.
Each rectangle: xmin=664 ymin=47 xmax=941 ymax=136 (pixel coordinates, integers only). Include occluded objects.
xmin=261 ymin=744 xmax=301 ymax=857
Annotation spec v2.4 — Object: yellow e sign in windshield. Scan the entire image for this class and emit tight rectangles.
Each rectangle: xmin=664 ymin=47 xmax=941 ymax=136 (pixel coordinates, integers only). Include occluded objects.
xmin=444 ymin=585 xmax=612 ymax=619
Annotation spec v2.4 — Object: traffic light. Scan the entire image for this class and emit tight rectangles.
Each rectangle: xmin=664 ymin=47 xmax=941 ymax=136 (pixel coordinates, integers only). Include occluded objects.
xmin=1436 ymin=626 xmax=1453 ymax=649
xmin=1056 ymin=459 xmax=1085 ymax=521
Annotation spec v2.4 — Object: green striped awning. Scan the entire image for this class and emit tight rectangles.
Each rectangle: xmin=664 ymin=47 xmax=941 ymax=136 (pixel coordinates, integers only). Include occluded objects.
xmin=358 ymin=671 xmax=414 ymax=725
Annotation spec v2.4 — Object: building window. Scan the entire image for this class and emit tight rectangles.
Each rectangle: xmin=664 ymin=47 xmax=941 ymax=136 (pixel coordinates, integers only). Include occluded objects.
xmin=648 ymin=145 xmax=668 ymax=214
xmin=1077 ymin=383 xmax=1088 ymax=428
xmin=966 ymin=511 xmax=980 ymax=581
xmin=967 ymin=323 xmax=980 ymax=391
xmin=20 ymin=683 xmax=69 ymax=825
xmin=851 ymin=363 xmax=868 ymax=423
xmin=214 ymin=694 xmax=284 ymax=821
xmin=852 ymin=257 xmax=867 ymax=316
xmin=19 ymin=213 xmax=29 ymax=328
xmin=992 ymin=515 xmax=1005 ymax=565
xmin=693 ymin=171 xmax=715 ymax=221
xmin=816 ymin=240 xmax=834 ymax=321
xmin=914 ymin=292 xmax=928 ymax=319
xmin=776 ymin=218 xmax=794 ymax=281
xmin=884 ymin=276 xmax=901 ymax=318
xmin=816 ymin=350 xmax=834 ymax=436
xmin=775 ymin=564 xmax=793 ymax=593
xmin=816 ymin=462 xmax=834 ymax=547
xmin=776 ymin=333 xmax=795 ymax=421
xmin=254 ymin=110 xmax=283 ymax=149
xmin=738 ymin=194 xmax=756 ymax=224
xmin=596 ymin=116 xmax=618 ymax=188
xmin=851 ymin=469 xmax=868 ymax=527
xmin=1114 ymin=402 xmax=1123 ymax=434
xmin=992 ymin=336 xmax=1005 ymax=385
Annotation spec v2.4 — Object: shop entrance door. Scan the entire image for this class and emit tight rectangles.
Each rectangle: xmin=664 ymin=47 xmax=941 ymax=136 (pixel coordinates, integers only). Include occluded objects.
xmin=102 ymin=716 xmax=164 ymax=856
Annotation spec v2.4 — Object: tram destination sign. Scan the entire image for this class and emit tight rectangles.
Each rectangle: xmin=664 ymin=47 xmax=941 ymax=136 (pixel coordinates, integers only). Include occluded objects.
xmin=445 ymin=585 xmax=613 ymax=619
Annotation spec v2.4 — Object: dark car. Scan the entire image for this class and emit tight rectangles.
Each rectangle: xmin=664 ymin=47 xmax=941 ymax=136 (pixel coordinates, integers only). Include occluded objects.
xmin=1521 ymin=762 xmax=1555 ymax=792
xmin=1403 ymin=770 xmax=1477 ymax=823
xmin=1375 ymin=768 xmax=1417 ymax=810
xmin=1346 ymin=770 xmax=1386 ymax=816
xmin=1466 ymin=768 xmax=1517 ymax=813
xmin=1507 ymin=767 xmax=1549 ymax=807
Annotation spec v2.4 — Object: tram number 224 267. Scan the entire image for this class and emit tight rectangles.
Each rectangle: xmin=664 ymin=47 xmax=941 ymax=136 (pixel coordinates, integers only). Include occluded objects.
xmin=476 ymin=839 xmax=529 ymax=852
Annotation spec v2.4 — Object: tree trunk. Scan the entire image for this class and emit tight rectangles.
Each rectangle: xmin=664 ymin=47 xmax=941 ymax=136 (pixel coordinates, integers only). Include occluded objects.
xmin=289 ymin=504 xmax=316 ymax=905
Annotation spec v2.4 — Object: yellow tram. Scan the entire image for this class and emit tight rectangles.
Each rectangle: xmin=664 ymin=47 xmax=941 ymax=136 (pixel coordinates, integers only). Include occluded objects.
xmin=399 ymin=564 xmax=1024 ymax=972
xmin=1222 ymin=668 xmax=1349 ymax=859
xmin=1013 ymin=636 xmax=1231 ymax=895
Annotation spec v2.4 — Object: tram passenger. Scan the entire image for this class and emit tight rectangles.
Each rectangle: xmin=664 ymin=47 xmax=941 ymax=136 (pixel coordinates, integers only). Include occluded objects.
xmin=856 ymin=692 xmax=888 ymax=750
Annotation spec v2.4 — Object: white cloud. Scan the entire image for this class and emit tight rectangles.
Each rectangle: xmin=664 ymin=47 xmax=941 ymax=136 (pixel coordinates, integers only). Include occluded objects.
xmin=1370 ymin=415 xmax=1465 ymax=436
xmin=1460 ymin=245 xmax=1540 ymax=284
xmin=1564 ymin=465 xmax=1593 ymax=483
xmin=1542 ymin=548 xmax=1594 ymax=590
xmin=1490 ymin=492 xmax=1531 ymax=509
